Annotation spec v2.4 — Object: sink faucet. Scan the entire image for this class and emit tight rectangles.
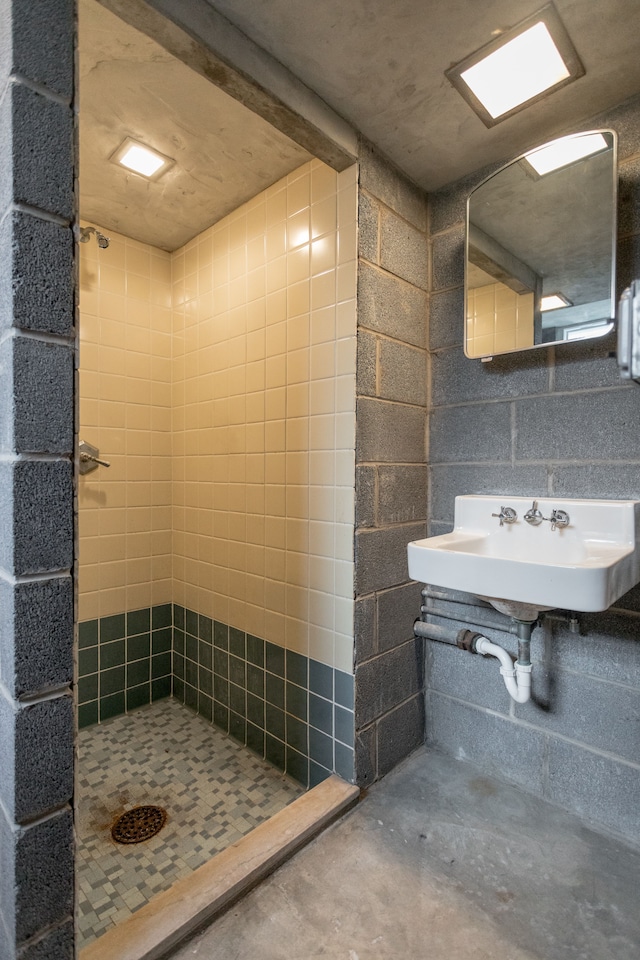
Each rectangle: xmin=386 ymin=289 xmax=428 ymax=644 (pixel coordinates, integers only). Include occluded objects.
xmin=524 ymin=500 xmax=570 ymax=530
xmin=549 ymin=508 xmax=570 ymax=531
xmin=491 ymin=506 xmax=517 ymax=527
xmin=524 ymin=500 xmax=544 ymax=525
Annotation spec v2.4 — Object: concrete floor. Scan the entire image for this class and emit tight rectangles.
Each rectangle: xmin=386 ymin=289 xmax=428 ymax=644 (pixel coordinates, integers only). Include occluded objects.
xmin=171 ymin=746 xmax=640 ymax=960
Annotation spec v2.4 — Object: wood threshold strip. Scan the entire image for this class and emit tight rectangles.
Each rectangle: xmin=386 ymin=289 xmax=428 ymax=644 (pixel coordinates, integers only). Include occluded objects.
xmin=80 ymin=775 xmax=360 ymax=960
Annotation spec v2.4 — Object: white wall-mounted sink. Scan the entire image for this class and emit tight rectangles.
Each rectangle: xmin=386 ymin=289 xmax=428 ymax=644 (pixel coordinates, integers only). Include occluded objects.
xmin=407 ymin=496 xmax=640 ymax=615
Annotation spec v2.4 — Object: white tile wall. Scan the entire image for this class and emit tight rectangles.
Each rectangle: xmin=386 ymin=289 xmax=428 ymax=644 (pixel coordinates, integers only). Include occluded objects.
xmin=79 ymin=160 xmax=357 ymax=674
xmin=172 ymin=160 xmax=357 ymax=673
xmin=466 ymin=282 xmax=534 ymax=357
xmin=78 ymin=224 xmax=173 ymax=622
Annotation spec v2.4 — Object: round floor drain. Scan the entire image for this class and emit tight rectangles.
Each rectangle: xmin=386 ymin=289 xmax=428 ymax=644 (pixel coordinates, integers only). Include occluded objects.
xmin=111 ymin=805 xmax=167 ymax=844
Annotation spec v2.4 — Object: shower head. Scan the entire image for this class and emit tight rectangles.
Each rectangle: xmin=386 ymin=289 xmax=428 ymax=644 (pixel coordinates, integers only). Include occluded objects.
xmin=77 ymin=225 xmax=110 ymax=249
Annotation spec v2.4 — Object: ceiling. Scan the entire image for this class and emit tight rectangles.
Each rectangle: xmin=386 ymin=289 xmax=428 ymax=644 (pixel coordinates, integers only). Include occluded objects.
xmin=78 ymin=0 xmax=311 ymax=250
xmin=205 ymin=0 xmax=640 ymax=191
xmin=79 ymin=0 xmax=640 ymax=249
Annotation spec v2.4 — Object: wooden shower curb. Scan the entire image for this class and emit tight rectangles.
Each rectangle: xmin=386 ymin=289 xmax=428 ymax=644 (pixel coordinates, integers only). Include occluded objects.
xmin=80 ymin=775 xmax=360 ymax=960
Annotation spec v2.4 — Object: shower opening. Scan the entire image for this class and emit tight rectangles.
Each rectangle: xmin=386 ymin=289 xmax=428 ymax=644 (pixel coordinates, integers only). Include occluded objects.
xmin=76 ymin=0 xmax=357 ymax=952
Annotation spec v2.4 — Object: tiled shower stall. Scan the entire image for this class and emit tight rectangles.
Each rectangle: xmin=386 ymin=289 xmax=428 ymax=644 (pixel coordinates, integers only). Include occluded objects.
xmin=0 ymin=0 xmax=429 ymax=944
xmin=77 ymin=161 xmax=359 ymax=786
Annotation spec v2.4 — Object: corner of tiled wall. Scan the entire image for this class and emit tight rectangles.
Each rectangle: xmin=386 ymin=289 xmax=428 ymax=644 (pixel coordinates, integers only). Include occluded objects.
xmin=353 ymin=138 xmax=429 ymax=786
xmin=0 ymin=1 xmax=76 ymax=957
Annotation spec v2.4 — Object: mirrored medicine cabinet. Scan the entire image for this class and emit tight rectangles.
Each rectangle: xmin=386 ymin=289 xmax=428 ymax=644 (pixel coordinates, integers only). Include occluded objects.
xmin=465 ymin=129 xmax=617 ymax=360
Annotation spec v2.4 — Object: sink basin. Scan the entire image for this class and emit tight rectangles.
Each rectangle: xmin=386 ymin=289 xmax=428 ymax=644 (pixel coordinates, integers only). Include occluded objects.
xmin=407 ymin=496 xmax=640 ymax=614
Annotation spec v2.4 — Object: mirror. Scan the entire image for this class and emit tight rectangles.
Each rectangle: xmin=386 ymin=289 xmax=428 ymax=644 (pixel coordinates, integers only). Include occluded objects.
xmin=465 ymin=130 xmax=617 ymax=359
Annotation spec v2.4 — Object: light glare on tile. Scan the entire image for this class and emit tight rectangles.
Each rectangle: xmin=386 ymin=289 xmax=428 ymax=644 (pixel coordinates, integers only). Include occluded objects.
xmin=111 ymin=138 xmax=175 ymax=180
xmin=460 ymin=22 xmax=569 ymax=119
xmin=289 ymin=225 xmax=310 ymax=249
xmin=541 ymin=293 xmax=572 ymax=311
xmin=525 ymin=132 xmax=609 ymax=175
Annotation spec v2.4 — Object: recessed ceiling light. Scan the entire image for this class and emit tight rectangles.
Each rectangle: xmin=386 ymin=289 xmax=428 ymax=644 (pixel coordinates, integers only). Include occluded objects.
xmin=446 ymin=4 xmax=584 ymax=127
xmin=461 ymin=23 xmax=569 ymax=119
xmin=541 ymin=293 xmax=572 ymax=311
xmin=525 ymin=132 xmax=609 ymax=176
xmin=110 ymin=138 xmax=175 ymax=180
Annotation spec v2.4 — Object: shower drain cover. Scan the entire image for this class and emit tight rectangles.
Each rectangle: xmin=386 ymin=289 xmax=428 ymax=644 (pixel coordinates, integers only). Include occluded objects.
xmin=111 ymin=805 xmax=167 ymax=844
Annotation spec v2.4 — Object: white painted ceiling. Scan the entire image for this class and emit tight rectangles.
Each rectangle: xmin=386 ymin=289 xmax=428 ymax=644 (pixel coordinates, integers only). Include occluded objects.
xmin=80 ymin=0 xmax=640 ymax=249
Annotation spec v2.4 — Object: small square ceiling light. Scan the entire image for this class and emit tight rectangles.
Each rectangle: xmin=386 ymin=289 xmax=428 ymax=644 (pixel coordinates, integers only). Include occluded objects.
xmin=541 ymin=293 xmax=572 ymax=311
xmin=446 ymin=3 xmax=584 ymax=127
xmin=110 ymin=138 xmax=175 ymax=180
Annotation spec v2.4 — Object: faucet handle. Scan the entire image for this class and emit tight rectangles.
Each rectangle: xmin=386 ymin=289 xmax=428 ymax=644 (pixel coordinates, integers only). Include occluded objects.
xmin=550 ymin=508 xmax=570 ymax=531
xmin=491 ymin=506 xmax=517 ymax=527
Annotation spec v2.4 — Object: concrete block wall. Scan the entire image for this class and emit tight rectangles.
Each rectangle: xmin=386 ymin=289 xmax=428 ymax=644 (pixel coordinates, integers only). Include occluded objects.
xmin=353 ymin=141 xmax=428 ymax=786
xmin=425 ymin=93 xmax=640 ymax=846
xmin=0 ymin=1 xmax=76 ymax=957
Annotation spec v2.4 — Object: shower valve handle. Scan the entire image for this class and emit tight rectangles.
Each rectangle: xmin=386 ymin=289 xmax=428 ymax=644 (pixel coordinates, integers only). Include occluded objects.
xmin=79 ymin=452 xmax=110 ymax=468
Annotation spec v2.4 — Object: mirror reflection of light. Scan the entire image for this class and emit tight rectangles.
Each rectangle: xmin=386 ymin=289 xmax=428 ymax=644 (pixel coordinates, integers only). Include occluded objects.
xmin=460 ymin=22 xmax=569 ymax=120
xmin=565 ymin=321 xmax=612 ymax=341
xmin=541 ymin=293 xmax=572 ymax=311
xmin=526 ymin=133 xmax=609 ymax=176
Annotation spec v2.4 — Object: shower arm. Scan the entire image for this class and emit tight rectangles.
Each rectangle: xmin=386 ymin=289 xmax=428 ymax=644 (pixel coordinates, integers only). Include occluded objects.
xmin=76 ymin=224 xmax=110 ymax=248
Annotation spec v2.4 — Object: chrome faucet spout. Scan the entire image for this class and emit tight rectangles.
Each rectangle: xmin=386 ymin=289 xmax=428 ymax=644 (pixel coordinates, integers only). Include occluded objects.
xmin=524 ymin=500 xmax=570 ymax=530
xmin=524 ymin=500 xmax=544 ymax=525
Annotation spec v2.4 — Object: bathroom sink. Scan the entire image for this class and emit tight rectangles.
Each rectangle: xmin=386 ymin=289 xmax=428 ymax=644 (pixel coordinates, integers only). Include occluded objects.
xmin=407 ymin=496 xmax=640 ymax=615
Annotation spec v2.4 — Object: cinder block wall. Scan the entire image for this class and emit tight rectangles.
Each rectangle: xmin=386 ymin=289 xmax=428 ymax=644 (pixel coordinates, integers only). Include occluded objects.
xmin=425 ymin=93 xmax=640 ymax=846
xmin=0 ymin=1 xmax=76 ymax=958
xmin=353 ymin=141 xmax=429 ymax=786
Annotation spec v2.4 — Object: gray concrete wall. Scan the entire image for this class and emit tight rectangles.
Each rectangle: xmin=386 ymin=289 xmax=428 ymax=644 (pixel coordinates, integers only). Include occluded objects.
xmin=0 ymin=1 xmax=76 ymax=957
xmin=353 ymin=141 xmax=428 ymax=786
xmin=425 ymin=93 xmax=640 ymax=846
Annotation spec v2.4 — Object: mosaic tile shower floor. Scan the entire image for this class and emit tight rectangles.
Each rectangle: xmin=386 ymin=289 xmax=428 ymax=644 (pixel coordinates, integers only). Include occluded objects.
xmin=76 ymin=697 xmax=304 ymax=949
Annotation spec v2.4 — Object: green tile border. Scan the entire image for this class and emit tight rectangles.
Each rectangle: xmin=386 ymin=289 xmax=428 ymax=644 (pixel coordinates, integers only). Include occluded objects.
xmin=77 ymin=602 xmax=355 ymax=789
xmin=77 ymin=604 xmax=172 ymax=728
xmin=173 ymin=604 xmax=355 ymax=788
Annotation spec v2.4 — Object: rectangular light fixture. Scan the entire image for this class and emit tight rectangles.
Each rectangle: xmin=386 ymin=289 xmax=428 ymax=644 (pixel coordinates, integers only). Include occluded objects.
xmin=445 ymin=4 xmax=584 ymax=127
xmin=541 ymin=293 xmax=572 ymax=311
xmin=525 ymin=132 xmax=609 ymax=176
xmin=110 ymin=137 xmax=175 ymax=180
